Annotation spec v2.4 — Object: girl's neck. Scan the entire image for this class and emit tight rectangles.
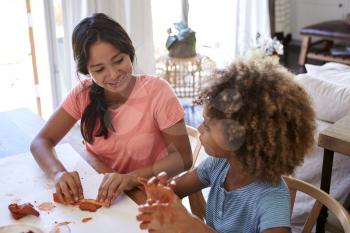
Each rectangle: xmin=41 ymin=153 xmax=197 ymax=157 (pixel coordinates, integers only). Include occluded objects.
xmin=224 ymin=157 xmax=256 ymax=191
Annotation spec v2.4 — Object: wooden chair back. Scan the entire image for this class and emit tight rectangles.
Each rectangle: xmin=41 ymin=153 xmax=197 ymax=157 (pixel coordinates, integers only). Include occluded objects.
xmin=283 ymin=176 xmax=350 ymax=233
xmin=186 ymin=125 xmax=202 ymax=168
xmin=184 ymin=125 xmax=206 ymax=221
xmin=188 ymin=175 xmax=350 ymax=227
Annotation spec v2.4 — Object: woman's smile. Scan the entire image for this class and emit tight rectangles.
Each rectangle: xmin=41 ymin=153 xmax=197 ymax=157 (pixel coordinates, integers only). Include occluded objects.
xmin=106 ymin=76 xmax=125 ymax=86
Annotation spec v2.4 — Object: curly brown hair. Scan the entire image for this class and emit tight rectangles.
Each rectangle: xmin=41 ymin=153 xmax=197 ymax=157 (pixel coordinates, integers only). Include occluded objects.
xmin=195 ymin=58 xmax=316 ymax=183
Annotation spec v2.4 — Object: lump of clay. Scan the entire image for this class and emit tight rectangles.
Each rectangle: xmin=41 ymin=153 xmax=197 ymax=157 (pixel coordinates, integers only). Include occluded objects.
xmin=52 ymin=193 xmax=65 ymax=204
xmin=78 ymin=199 xmax=102 ymax=212
xmin=52 ymin=193 xmax=102 ymax=212
xmin=8 ymin=203 xmax=40 ymax=220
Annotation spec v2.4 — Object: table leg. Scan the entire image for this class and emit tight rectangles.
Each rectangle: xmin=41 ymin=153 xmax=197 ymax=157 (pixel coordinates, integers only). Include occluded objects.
xmin=344 ymin=192 xmax=350 ymax=211
xmin=316 ymin=149 xmax=334 ymax=233
xmin=298 ymin=36 xmax=311 ymax=66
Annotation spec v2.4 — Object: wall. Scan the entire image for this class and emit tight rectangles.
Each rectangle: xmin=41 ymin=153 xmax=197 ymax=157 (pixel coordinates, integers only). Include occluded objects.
xmin=290 ymin=0 xmax=350 ymax=41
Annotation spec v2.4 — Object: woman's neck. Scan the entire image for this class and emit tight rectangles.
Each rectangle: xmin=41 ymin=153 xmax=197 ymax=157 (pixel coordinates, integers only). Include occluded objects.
xmin=105 ymin=75 xmax=136 ymax=107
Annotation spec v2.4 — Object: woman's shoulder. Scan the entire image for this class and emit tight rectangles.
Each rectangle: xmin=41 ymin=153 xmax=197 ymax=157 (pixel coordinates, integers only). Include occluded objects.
xmin=70 ymin=79 xmax=91 ymax=94
xmin=65 ymin=79 xmax=91 ymax=101
xmin=68 ymin=79 xmax=91 ymax=92
xmin=77 ymin=78 xmax=92 ymax=89
xmin=136 ymin=75 xmax=171 ymax=91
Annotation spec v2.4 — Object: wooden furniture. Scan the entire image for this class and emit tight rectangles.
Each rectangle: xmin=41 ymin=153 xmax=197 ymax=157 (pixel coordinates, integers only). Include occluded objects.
xmin=0 ymin=108 xmax=146 ymax=205
xmin=184 ymin=125 xmax=206 ymax=220
xmin=156 ymin=54 xmax=216 ymax=99
xmin=298 ymin=20 xmax=350 ymax=70
xmin=0 ymin=108 xmax=207 ymax=211
xmin=284 ymin=176 xmax=350 ymax=233
xmin=186 ymin=125 xmax=202 ymax=167
xmin=317 ymin=113 xmax=350 ymax=233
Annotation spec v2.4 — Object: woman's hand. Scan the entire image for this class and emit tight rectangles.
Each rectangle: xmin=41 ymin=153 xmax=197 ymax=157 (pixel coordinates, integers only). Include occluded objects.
xmin=54 ymin=171 xmax=84 ymax=204
xmin=137 ymin=182 xmax=193 ymax=233
xmin=97 ymin=173 xmax=139 ymax=207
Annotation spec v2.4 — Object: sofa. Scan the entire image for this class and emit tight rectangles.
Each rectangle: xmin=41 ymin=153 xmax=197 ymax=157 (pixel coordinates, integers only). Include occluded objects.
xmin=292 ymin=62 xmax=350 ymax=233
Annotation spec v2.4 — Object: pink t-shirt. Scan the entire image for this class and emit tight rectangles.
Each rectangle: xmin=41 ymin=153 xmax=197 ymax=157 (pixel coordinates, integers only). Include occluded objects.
xmin=62 ymin=75 xmax=184 ymax=173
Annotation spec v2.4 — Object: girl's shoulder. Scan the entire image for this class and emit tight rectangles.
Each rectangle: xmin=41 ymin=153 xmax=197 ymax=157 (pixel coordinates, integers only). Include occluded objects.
xmin=197 ymin=157 xmax=228 ymax=173
xmin=256 ymin=177 xmax=290 ymax=199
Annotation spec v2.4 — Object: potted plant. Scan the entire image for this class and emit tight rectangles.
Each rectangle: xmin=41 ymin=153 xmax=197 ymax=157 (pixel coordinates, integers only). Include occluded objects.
xmin=166 ymin=21 xmax=196 ymax=58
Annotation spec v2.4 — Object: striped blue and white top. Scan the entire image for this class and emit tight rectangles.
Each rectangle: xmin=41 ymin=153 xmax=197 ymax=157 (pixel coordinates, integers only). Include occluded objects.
xmin=196 ymin=157 xmax=291 ymax=233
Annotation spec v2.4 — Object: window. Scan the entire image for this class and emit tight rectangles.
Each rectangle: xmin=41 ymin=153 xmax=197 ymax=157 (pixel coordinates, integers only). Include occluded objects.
xmin=151 ymin=0 xmax=237 ymax=67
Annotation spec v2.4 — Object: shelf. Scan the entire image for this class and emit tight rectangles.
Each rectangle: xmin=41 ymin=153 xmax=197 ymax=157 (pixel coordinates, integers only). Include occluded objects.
xmin=307 ymin=52 xmax=350 ymax=65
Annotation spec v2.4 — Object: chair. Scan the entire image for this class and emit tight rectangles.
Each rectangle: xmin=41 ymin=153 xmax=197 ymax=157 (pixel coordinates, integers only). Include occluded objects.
xmin=283 ymin=176 xmax=350 ymax=233
xmin=183 ymin=125 xmax=207 ymax=221
xmin=186 ymin=125 xmax=202 ymax=168
xmin=187 ymin=175 xmax=350 ymax=228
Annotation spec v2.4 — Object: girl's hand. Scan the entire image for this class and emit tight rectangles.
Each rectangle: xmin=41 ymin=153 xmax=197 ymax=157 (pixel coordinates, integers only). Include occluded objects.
xmin=137 ymin=190 xmax=193 ymax=233
xmin=54 ymin=171 xmax=84 ymax=204
xmin=97 ymin=173 xmax=139 ymax=207
xmin=138 ymin=172 xmax=176 ymax=204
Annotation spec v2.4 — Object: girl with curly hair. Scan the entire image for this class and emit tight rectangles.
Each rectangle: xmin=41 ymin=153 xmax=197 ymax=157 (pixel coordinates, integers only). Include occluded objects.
xmin=137 ymin=58 xmax=316 ymax=233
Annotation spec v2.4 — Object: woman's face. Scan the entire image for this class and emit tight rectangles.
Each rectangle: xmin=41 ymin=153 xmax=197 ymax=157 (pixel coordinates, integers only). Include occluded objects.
xmin=87 ymin=40 xmax=133 ymax=98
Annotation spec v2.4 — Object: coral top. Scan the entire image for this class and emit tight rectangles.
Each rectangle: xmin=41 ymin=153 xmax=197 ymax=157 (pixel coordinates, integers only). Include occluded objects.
xmin=61 ymin=76 xmax=184 ymax=173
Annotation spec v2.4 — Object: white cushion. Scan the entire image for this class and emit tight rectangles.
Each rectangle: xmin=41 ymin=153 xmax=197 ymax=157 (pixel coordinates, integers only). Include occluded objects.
xmin=295 ymin=74 xmax=350 ymax=123
xmin=305 ymin=62 xmax=350 ymax=86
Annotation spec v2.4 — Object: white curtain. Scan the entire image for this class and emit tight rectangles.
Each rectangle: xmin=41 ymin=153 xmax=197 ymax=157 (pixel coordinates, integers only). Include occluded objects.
xmin=185 ymin=0 xmax=270 ymax=66
xmin=234 ymin=0 xmax=271 ymax=56
xmin=60 ymin=0 xmax=155 ymax=93
xmin=274 ymin=0 xmax=291 ymax=35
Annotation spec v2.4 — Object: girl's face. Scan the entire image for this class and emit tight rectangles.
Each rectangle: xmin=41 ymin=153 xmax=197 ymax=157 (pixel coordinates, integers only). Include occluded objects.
xmin=87 ymin=40 xmax=133 ymax=98
xmin=198 ymin=109 xmax=232 ymax=158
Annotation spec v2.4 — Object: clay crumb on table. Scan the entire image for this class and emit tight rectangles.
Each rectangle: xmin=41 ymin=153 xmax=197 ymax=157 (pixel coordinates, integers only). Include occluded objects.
xmin=38 ymin=202 xmax=55 ymax=211
xmin=82 ymin=217 xmax=93 ymax=223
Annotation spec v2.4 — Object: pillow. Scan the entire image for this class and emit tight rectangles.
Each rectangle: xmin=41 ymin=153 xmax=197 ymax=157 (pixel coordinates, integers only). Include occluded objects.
xmin=295 ymin=74 xmax=350 ymax=123
xmin=305 ymin=62 xmax=350 ymax=86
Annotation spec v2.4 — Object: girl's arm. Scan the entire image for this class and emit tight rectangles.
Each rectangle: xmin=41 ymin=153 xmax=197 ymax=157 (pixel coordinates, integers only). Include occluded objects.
xmin=263 ymin=228 xmax=291 ymax=233
xmin=30 ymin=107 xmax=83 ymax=203
xmin=137 ymin=176 xmax=215 ymax=233
xmin=173 ymin=168 xmax=207 ymax=198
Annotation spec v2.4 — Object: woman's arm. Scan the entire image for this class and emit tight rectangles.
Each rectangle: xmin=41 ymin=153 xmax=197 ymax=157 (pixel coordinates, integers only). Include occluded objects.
xmin=97 ymin=119 xmax=194 ymax=206
xmin=30 ymin=107 xmax=83 ymax=203
xmin=130 ymin=119 xmax=193 ymax=178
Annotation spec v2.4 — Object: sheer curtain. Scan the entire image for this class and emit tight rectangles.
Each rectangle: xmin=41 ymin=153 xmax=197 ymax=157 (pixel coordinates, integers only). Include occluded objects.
xmin=235 ymin=0 xmax=271 ymax=56
xmin=183 ymin=0 xmax=270 ymax=66
xmin=59 ymin=0 xmax=155 ymax=103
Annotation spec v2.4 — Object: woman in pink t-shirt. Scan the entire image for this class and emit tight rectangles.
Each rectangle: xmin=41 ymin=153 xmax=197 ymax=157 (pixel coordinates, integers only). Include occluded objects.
xmin=30 ymin=13 xmax=192 ymax=207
